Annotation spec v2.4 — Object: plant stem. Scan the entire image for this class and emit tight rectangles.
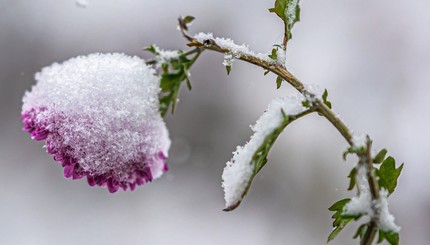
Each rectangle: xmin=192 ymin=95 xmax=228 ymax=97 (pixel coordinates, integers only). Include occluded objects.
xmin=179 ymin=22 xmax=381 ymax=245
xmin=180 ymin=20 xmax=380 ymax=245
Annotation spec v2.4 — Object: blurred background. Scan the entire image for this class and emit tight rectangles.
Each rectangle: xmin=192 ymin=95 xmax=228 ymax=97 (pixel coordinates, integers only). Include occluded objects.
xmin=1 ymin=0 xmax=429 ymax=244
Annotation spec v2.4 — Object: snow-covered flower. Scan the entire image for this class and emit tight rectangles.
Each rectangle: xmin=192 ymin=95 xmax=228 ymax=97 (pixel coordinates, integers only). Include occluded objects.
xmin=21 ymin=53 xmax=171 ymax=192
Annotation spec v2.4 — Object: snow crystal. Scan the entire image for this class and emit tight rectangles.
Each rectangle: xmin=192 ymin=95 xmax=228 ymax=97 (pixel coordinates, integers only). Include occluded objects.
xmin=194 ymin=32 xmax=286 ymax=66
xmin=222 ymin=54 xmax=235 ymax=67
xmin=153 ymin=45 xmax=180 ymax=66
xmin=303 ymin=83 xmax=324 ymax=103
xmin=22 ymin=53 xmax=171 ymax=187
xmin=222 ymin=95 xmax=306 ymax=208
xmin=344 ymin=166 xmax=400 ymax=233
xmin=344 ymin=165 xmax=373 ymax=216
xmin=286 ymin=0 xmax=299 ymax=25
xmin=352 ymin=134 xmax=367 ymax=148
xmin=376 ymin=189 xmax=401 ymax=232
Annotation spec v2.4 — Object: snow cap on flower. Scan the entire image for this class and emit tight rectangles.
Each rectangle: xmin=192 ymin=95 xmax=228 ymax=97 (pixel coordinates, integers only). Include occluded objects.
xmin=22 ymin=53 xmax=171 ymax=192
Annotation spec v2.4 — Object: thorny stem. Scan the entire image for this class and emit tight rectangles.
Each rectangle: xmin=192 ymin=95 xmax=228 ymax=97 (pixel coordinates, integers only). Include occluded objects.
xmin=178 ymin=21 xmax=381 ymax=245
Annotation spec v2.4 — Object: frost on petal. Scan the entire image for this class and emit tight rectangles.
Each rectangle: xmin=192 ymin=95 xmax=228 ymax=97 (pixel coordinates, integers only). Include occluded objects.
xmin=22 ymin=53 xmax=171 ymax=192
xmin=222 ymin=95 xmax=307 ymax=210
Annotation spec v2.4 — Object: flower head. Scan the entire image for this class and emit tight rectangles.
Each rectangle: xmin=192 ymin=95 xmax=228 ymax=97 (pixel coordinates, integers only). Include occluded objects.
xmin=22 ymin=53 xmax=170 ymax=192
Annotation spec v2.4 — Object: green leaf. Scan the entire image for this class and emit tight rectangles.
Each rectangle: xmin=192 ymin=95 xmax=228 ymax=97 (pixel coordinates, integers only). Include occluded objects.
xmin=268 ymin=48 xmax=278 ymax=60
xmin=327 ymin=218 xmax=354 ymax=242
xmin=226 ymin=65 xmax=232 ymax=75
xmin=143 ymin=44 xmax=158 ymax=55
xmin=182 ymin=16 xmax=195 ymax=25
xmin=264 ymin=70 xmax=270 ymax=76
xmin=301 ymin=100 xmax=310 ymax=108
xmin=347 ymin=167 xmax=357 ymax=191
xmin=377 ymin=156 xmax=403 ymax=194
xmin=157 ymin=50 xmax=201 ymax=117
xmin=328 ymin=198 xmax=350 ymax=211
xmin=179 ymin=15 xmax=195 ymax=31
xmin=322 ymin=89 xmax=332 ymax=109
xmin=343 ymin=145 xmax=366 ymax=161
xmin=269 ymin=0 xmax=301 ymax=40
xmin=373 ymin=148 xmax=387 ymax=164
xmin=327 ymin=198 xmax=356 ymax=242
xmin=378 ymin=230 xmax=399 ymax=245
xmin=276 ymin=76 xmax=283 ymax=89
xmin=223 ymin=109 xmax=311 ymax=211
xmin=353 ymin=224 xmax=368 ymax=239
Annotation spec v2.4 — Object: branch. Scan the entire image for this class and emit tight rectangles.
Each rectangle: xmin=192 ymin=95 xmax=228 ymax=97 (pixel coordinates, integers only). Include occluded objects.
xmin=179 ymin=21 xmax=381 ymax=245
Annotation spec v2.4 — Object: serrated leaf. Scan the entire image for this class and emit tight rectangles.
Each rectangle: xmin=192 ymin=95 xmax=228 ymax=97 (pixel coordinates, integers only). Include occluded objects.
xmin=373 ymin=148 xmax=387 ymax=164
xmin=269 ymin=0 xmax=301 ymax=40
xmin=347 ymin=167 xmax=357 ymax=191
xmin=328 ymin=198 xmax=361 ymax=242
xmin=377 ymin=157 xmax=403 ymax=194
xmin=157 ymin=50 xmax=201 ymax=117
xmin=276 ymin=76 xmax=283 ymax=89
xmin=223 ymin=109 xmax=311 ymax=211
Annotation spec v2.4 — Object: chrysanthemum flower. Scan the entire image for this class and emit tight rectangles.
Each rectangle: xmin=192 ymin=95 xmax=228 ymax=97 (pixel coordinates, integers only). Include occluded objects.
xmin=22 ymin=53 xmax=171 ymax=192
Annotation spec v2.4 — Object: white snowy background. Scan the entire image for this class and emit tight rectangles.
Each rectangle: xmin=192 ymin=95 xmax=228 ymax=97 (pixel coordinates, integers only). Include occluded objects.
xmin=0 ymin=0 xmax=429 ymax=244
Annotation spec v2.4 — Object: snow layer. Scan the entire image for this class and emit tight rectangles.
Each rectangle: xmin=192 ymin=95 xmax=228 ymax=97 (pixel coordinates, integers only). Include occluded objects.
xmin=344 ymin=165 xmax=373 ymax=216
xmin=22 ymin=53 xmax=170 ymax=184
xmin=344 ymin=165 xmax=400 ymax=232
xmin=194 ymin=32 xmax=287 ymax=66
xmin=222 ymin=95 xmax=306 ymax=208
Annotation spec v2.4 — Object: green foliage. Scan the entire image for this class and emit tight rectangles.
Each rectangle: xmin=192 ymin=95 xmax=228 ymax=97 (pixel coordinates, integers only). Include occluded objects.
xmin=226 ymin=65 xmax=232 ymax=75
xmin=347 ymin=167 xmax=357 ymax=191
xmin=269 ymin=47 xmax=278 ymax=60
xmin=328 ymin=198 xmax=361 ymax=242
xmin=378 ymin=230 xmax=399 ymax=245
xmin=276 ymin=76 xmax=283 ymax=89
xmin=353 ymin=224 xmax=368 ymax=240
xmin=178 ymin=15 xmax=195 ymax=31
xmin=375 ymin=156 xmax=404 ymax=194
xmin=373 ymin=148 xmax=388 ymax=164
xmin=342 ymin=146 xmax=365 ymax=161
xmin=145 ymin=46 xmax=201 ymax=117
xmin=322 ymin=89 xmax=332 ymax=109
xmin=269 ymin=0 xmax=301 ymax=40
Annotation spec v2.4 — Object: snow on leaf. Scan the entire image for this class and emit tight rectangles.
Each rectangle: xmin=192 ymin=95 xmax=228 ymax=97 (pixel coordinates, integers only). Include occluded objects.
xmin=222 ymin=95 xmax=310 ymax=211
xmin=269 ymin=0 xmax=301 ymax=40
